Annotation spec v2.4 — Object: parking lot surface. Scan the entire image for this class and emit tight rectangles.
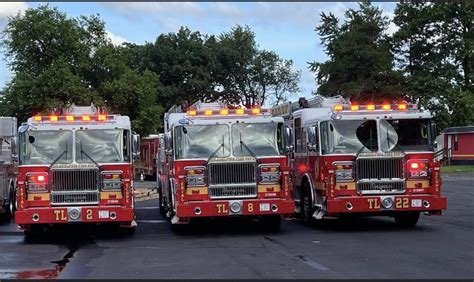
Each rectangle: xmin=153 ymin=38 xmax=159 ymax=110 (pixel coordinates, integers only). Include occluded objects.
xmin=0 ymin=174 xmax=472 ymax=279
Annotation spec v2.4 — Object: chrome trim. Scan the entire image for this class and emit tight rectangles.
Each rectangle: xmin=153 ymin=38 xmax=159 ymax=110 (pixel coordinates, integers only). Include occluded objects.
xmin=208 ymin=183 xmax=257 ymax=199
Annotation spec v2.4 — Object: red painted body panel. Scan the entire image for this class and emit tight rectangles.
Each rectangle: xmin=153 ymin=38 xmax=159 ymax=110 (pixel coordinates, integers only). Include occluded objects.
xmin=176 ymin=198 xmax=295 ymax=217
xmin=15 ymin=164 xmax=135 ymax=227
xmin=170 ymin=157 xmax=295 ymax=218
xmin=326 ymin=194 xmax=447 ymax=214
xmin=16 ymin=206 xmax=134 ymax=225
xmin=138 ymin=137 xmax=160 ymax=176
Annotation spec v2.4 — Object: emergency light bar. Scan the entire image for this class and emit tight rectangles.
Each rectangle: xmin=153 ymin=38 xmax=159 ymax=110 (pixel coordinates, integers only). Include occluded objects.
xmin=186 ymin=108 xmax=269 ymax=117
xmin=332 ymin=102 xmax=417 ymax=112
xmin=31 ymin=114 xmax=115 ymax=123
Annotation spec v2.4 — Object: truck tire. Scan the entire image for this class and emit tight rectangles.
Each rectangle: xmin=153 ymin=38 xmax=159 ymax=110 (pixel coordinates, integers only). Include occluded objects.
xmin=301 ymin=182 xmax=316 ymax=227
xmin=158 ymin=190 xmax=167 ymax=218
xmin=8 ymin=187 xmax=15 ymax=219
xmin=260 ymin=215 xmax=281 ymax=232
xmin=394 ymin=212 xmax=420 ymax=227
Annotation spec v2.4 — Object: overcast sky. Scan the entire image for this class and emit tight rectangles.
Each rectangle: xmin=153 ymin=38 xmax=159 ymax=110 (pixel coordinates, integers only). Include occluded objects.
xmin=0 ymin=2 xmax=397 ymax=99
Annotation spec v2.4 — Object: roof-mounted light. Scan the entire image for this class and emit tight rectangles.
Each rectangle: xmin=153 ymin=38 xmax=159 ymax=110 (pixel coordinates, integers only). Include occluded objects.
xmin=382 ymin=103 xmax=391 ymax=110
xmin=398 ymin=103 xmax=408 ymax=110
xmin=98 ymin=114 xmax=107 ymax=121
xmin=350 ymin=104 xmax=359 ymax=111
xmin=251 ymin=108 xmax=261 ymax=115
xmin=220 ymin=109 xmax=229 ymax=115
xmin=236 ymin=108 xmax=245 ymax=115
xmin=333 ymin=104 xmax=343 ymax=112
xmin=49 ymin=115 xmax=58 ymax=122
xmin=82 ymin=115 xmax=91 ymax=121
xmin=204 ymin=109 xmax=213 ymax=116
xmin=33 ymin=116 xmax=42 ymax=122
xmin=187 ymin=110 xmax=197 ymax=116
xmin=66 ymin=115 xmax=74 ymax=122
xmin=366 ymin=104 xmax=375 ymax=111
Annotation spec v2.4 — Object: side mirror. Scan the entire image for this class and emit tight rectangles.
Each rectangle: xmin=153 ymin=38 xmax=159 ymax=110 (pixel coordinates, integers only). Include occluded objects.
xmin=284 ymin=126 xmax=294 ymax=153
xmin=132 ymin=133 xmax=140 ymax=159
xmin=11 ymin=137 xmax=19 ymax=162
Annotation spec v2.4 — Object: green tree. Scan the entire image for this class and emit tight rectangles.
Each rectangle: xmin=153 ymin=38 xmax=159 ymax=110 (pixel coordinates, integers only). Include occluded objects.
xmin=0 ymin=5 xmax=108 ymax=121
xmin=216 ymin=25 xmax=301 ymax=107
xmin=310 ymin=1 xmax=403 ymax=101
xmin=392 ymin=1 xmax=473 ymax=129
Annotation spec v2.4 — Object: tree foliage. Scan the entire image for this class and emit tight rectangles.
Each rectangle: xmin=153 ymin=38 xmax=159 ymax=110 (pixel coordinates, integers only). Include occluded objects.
xmin=392 ymin=1 xmax=473 ymax=129
xmin=0 ymin=5 xmax=301 ymax=136
xmin=310 ymin=1 xmax=403 ymax=101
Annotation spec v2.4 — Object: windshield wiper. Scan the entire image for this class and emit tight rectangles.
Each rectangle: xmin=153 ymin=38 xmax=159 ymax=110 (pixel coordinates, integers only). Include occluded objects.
xmin=49 ymin=150 xmax=67 ymax=168
xmin=240 ymin=133 xmax=257 ymax=158
xmin=79 ymin=139 xmax=100 ymax=168
xmin=49 ymin=141 xmax=68 ymax=168
xmin=207 ymin=135 xmax=225 ymax=163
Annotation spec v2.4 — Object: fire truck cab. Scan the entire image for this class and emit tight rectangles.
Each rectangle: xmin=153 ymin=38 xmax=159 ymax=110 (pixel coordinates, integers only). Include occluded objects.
xmin=272 ymin=96 xmax=447 ymax=227
xmin=15 ymin=104 xmax=140 ymax=236
xmin=158 ymin=101 xmax=295 ymax=230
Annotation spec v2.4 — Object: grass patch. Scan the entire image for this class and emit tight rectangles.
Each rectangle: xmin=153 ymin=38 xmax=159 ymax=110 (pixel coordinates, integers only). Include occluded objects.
xmin=441 ymin=165 xmax=474 ymax=173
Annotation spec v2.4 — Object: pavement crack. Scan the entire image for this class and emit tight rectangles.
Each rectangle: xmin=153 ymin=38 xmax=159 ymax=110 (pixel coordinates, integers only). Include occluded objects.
xmin=263 ymin=236 xmax=331 ymax=272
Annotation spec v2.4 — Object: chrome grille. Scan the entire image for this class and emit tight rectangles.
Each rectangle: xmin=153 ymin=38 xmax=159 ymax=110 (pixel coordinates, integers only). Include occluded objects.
xmin=209 ymin=184 xmax=257 ymax=199
xmin=51 ymin=169 xmax=100 ymax=192
xmin=208 ymin=162 xmax=256 ymax=185
xmin=51 ymin=192 xmax=99 ymax=205
xmin=356 ymin=158 xmax=404 ymax=180
xmin=50 ymin=169 xmax=99 ymax=205
xmin=357 ymin=181 xmax=405 ymax=194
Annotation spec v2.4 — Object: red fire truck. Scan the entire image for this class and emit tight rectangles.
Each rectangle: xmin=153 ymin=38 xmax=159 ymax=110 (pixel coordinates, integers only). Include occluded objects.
xmin=158 ymin=101 xmax=295 ymax=230
xmin=15 ymin=104 xmax=141 ymax=236
xmin=138 ymin=135 xmax=161 ymax=181
xmin=271 ymin=96 xmax=447 ymax=227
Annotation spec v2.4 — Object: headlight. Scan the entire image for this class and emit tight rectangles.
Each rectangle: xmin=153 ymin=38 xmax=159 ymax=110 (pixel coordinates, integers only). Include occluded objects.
xmin=185 ymin=166 xmax=206 ymax=187
xmin=26 ymin=172 xmax=49 ymax=192
xmin=102 ymin=171 xmax=122 ymax=191
xmin=259 ymin=165 xmax=280 ymax=184
xmin=333 ymin=162 xmax=354 ymax=182
xmin=407 ymin=160 xmax=429 ymax=179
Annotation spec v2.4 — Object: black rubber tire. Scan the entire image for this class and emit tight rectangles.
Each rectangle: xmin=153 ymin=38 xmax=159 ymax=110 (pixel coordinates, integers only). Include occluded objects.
xmin=260 ymin=215 xmax=282 ymax=232
xmin=394 ymin=212 xmax=420 ymax=227
xmin=8 ymin=188 xmax=15 ymax=219
xmin=158 ymin=190 xmax=167 ymax=218
xmin=301 ymin=182 xmax=316 ymax=227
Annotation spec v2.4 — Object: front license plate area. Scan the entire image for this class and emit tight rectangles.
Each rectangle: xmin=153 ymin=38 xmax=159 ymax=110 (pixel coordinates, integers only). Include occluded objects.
xmin=259 ymin=203 xmax=270 ymax=212
xmin=99 ymin=210 xmax=110 ymax=219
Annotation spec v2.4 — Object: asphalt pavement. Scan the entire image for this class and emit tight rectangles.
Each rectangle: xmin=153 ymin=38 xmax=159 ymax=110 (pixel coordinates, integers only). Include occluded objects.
xmin=0 ymin=174 xmax=473 ymax=279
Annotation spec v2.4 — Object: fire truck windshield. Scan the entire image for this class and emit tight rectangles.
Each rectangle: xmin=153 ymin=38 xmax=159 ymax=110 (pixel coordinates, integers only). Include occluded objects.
xmin=174 ymin=125 xmax=231 ymax=159
xmin=379 ymin=119 xmax=433 ymax=152
xmin=232 ymin=123 xmax=281 ymax=157
xmin=321 ymin=120 xmax=378 ymax=154
xmin=76 ymin=129 xmax=129 ymax=163
xmin=19 ymin=130 xmax=73 ymax=165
